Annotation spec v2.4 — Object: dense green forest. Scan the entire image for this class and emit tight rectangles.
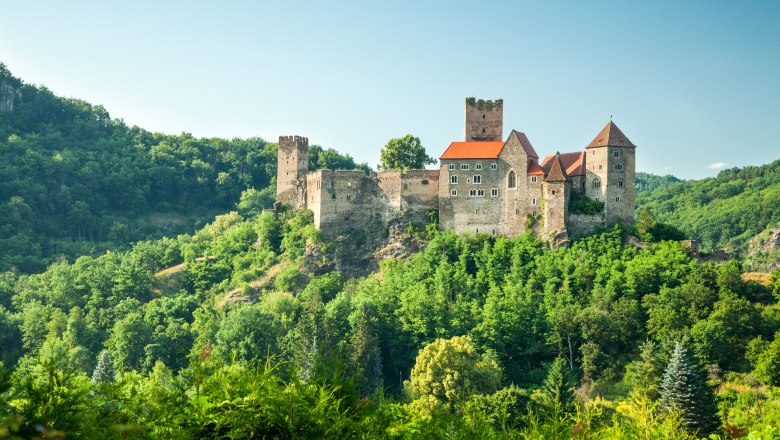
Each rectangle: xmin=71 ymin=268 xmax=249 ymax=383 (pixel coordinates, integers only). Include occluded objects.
xmin=636 ymin=161 xmax=780 ymax=259
xmin=3 ymin=64 xmax=780 ymax=438
xmin=0 ymin=64 xmax=367 ymax=273
xmin=1 ymin=206 xmax=780 ymax=438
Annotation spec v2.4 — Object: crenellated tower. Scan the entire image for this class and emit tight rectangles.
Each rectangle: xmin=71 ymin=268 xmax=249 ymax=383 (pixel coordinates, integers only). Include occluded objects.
xmin=276 ymin=135 xmax=309 ymax=208
xmin=464 ymin=97 xmax=503 ymax=141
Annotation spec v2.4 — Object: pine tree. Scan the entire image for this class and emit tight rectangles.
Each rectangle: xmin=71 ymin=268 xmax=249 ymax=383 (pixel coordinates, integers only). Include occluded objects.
xmin=91 ymin=349 xmax=116 ymax=385
xmin=659 ymin=343 xmax=720 ymax=436
xmin=539 ymin=357 xmax=574 ymax=416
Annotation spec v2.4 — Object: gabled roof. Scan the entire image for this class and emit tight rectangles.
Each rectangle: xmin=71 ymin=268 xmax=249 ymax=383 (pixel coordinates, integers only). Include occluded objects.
xmin=541 ymin=151 xmax=586 ymax=177
xmin=527 ymin=160 xmax=545 ymax=175
xmin=544 ymin=153 xmax=569 ymax=182
xmin=586 ymin=121 xmax=637 ymax=149
xmin=440 ymin=141 xmax=505 ymax=160
xmin=510 ymin=130 xmax=539 ymax=159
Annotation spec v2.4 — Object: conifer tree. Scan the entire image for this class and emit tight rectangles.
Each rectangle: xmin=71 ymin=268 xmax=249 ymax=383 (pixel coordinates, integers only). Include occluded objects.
xmin=539 ymin=357 xmax=574 ymax=416
xmin=659 ymin=343 xmax=720 ymax=436
xmin=91 ymin=349 xmax=116 ymax=385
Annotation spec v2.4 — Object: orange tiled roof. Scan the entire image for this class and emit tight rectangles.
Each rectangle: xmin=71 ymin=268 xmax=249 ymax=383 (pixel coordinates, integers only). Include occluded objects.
xmin=541 ymin=151 xmax=586 ymax=177
xmin=440 ymin=141 xmax=505 ymax=160
xmin=544 ymin=153 xmax=569 ymax=182
xmin=527 ymin=160 xmax=545 ymax=175
xmin=587 ymin=121 xmax=636 ymax=149
xmin=510 ymin=130 xmax=539 ymax=159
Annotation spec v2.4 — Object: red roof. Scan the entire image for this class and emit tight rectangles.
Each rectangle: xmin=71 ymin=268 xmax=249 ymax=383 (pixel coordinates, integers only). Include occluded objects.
xmin=510 ymin=130 xmax=539 ymax=159
xmin=440 ymin=141 xmax=504 ymax=160
xmin=587 ymin=121 xmax=636 ymax=149
xmin=545 ymin=154 xmax=569 ymax=182
xmin=527 ymin=160 xmax=545 ymax=175
xmin=541 ymin=151 xmax=586 ymax=177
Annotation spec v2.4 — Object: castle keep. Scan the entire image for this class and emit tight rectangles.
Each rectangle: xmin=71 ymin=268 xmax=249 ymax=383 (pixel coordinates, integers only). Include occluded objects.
xmin=276 ymin=98 xmax=637 ymax=245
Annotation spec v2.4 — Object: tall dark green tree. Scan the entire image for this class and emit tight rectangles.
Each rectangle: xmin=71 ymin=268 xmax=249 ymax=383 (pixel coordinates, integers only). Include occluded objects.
xmin=659 ymin=343 xmax=720 ymax=436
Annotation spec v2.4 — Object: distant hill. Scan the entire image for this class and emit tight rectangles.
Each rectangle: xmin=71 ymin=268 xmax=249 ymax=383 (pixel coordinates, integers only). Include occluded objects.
xmin=636 ymin=160 xmax=780 ymax=258
xmin=0 ymin=64 xmax=365 ymax=273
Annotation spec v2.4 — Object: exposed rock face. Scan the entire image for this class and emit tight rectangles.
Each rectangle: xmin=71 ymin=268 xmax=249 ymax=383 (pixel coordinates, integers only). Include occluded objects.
xmin=0 ymin=83 xmax=21 ymax=112
xmin=748 ymin=226 xmax=780 ymax=270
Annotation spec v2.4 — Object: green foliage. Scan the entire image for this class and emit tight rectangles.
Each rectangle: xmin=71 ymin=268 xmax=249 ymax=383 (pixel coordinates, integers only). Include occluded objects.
xmin=91 ymin=350 xmax=115 ymax=385
xmin=636 ymin=160 xmax=780 ymax=252
xmin=308 ymin=144 xmax=371 ymax=172
xmin=659 ymin=343 xmax=720 ymax=436
xmin=569 ymin=191 xmax=604 ymax=215
xmin=407 ymin=336 xmax=501 ymax=409
xmin=377 ymin=134 xmax=436 ymax=171
xmin=636 ymin=172 xmax=682 ymax=194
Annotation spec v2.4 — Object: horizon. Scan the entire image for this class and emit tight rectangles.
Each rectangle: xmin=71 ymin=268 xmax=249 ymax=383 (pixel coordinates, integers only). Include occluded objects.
xmin=1 ymin=1 xmax=778 ymax=180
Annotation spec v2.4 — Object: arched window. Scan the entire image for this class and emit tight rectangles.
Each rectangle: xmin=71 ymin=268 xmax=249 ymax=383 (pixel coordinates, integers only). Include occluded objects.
xmin=592 ymin=179 xmax=601 ymax=189
xmin=507 ymin=170 xmax=516 ymax=189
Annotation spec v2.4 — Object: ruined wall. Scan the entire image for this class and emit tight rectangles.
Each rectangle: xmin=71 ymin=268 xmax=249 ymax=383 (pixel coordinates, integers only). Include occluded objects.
xmin=568 ymin=213 xmax=607 ymax=239
xmin=276 ymin=136 xmax=309 ymax=208
xmin=464 ymin=97 xmax=503 ymax=142
xmin=308 ymin=169 xmax=439 ymax=235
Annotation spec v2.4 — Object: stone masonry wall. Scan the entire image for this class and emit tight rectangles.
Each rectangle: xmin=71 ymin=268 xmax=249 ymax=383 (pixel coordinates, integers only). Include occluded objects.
xmin=276 ymin=136 xmax=309 ymax=208
xmin=465 ymin=97 xmax=503 ymax=142
xmin=568 ymin=213 xmax=607 ymax=238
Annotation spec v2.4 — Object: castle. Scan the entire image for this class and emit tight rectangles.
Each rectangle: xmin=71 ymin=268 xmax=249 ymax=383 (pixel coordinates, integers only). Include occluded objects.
xmin=276 ymin=98 xmax=636 ymax=246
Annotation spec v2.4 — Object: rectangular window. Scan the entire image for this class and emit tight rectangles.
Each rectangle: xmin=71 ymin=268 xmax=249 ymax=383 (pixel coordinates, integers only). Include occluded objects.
xmin=614 ymin=151 xmax=619 ymax=157
xmin=451 ymin=190 xmax=457 ymax=197
xmin=616 ymin=196 xmax=621 ymax=202
xmin=473 ymin=175 xmax=481 ymax=184
xmin=469 ymin=189 xmax=485 ymax=197
xmin=451 ymin=175 xmax=458 ymax=184
xmin=532 ymin=198 xmax=537 ymax=205
xmin=476 ymin=164 xmax=482 ymax=170
xmin=615 ymin=163 xmax=623 ymax=170
xmin=491 ymin=188 xmax=498 ymax=197
xmin=461 ymin=164 xmax=469 ymax=170
xmin=531 ymin=176 xmax=537 ymax=183
xmin=491 ymin=163 xmax=497 ymax=170
xmin=618 ymin=180 xmax=624 ymax=188
xmin=448 ymin=164 xmax=455 ymax=170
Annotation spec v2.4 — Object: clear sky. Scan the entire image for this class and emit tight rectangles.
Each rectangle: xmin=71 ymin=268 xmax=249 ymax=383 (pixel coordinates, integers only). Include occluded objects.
xmin=1 ymin=1 xmax=778 ymax=179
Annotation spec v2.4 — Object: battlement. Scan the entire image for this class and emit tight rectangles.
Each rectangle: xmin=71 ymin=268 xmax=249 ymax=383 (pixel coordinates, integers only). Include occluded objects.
xmin=279 ymin=135 xmax=308 ymax=144
xmin=465 ymin=97 xmax=503 ymax=111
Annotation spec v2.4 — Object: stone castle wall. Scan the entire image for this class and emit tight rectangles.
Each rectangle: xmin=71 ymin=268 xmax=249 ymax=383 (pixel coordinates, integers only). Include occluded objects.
xmin=568 ymin=213 xmax=607 ymax=239
xmin=465 ymin=97 xmax=503 ymax=142
xmin=276 ymin=136 xmax=308 ymax=208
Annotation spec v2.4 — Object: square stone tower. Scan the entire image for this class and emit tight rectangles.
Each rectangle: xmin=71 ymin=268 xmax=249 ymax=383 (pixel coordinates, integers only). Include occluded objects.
xmin=464 ymin=97 xmax=503 ymax=141
xmin=276 ymin=135 xmax=309 ymax=208
xmin=584 ymin=121 xmax=636 ymax=225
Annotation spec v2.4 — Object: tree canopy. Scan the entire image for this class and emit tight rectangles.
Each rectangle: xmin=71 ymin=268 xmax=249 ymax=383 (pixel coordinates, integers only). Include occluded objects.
xmin=378 ymin=134 xmax=436 ymax=171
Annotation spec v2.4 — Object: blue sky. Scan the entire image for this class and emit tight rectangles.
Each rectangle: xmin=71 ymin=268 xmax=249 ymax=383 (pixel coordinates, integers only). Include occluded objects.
xmin=1 ymin=1 xmax=778 ymax=179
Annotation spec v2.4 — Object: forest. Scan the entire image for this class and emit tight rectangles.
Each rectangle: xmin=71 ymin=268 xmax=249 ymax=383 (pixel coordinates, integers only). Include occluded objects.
xmin=2 ymin=64 xmax=780 ymax=438
xmin=0 ymin=64 xmax=366 ymax=273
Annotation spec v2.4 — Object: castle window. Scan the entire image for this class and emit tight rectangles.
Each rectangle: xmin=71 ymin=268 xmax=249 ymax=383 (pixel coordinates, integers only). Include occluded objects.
xmin=403 ymin=184 xmax=408 ymax=190
xmin=593 ymin=179 xmax=601 ymax=189
xmin=451 ymin=190 xmax=457 ymax=197
xmin=491 ymin=163 xmax=497 ymax=170
xmin=491 ymin=188 xmax=498 ymax=197
xmin=448 ymin=164 xmax=455 ymax=171
xmin=552 ymin=190 xmax=557 ymax=196
xmin=332 ymin=194 xmax=336 ymax=199
xmin=469 ymin=189 xmax=485 ymax=197
xmin=531 ymin=176 xmax=538 ymax=183
xmin=516 ymin=208 xmax=520 ymax=215
xmin=615 ymin=163 xmax=623 ymax=170
xmin=475 ymin=208 xmax=479 ymax=214
xmin=532 ymin=198 xmax=537 ymax=205
xmin=616 ymin=196 xmax=620 ymax=202
xmin=476 ymin=164 xmax=482 ymax=170
xmin=482 ymin=114 xmax=485 ymax=119
xmin=451 ymin=175 xmax=458 ymax=184
xmin=618 ymin=179 xmax=624 ymax=188
xmin=614 ymin=151 xmax=620 ymax=157
xmin=507 ymin=170 xmax=516 ymax=189
xmin=461 ymin=164 xmax=469 ymax=170
xmin=421 ymin=179 xmax=429 ymax=184
xmin=473 ymin=175 xmax=481 ymax=184
xmin=482 ymin=128 xmax=486 ymax=133
xmin=599 ymin=165 xmax=603 ymax=170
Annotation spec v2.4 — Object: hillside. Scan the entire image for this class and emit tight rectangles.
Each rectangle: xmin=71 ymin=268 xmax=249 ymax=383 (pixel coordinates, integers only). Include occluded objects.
xmin=636 ymin=160 xmax=780 ymax=263
xmin=0 ymin=64 xmax=366 ymax=273
xmin=1 ymin=203 xmax=779 ymax=437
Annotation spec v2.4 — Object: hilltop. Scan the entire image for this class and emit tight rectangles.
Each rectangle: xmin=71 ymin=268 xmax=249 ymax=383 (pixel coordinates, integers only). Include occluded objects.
xmin=0 ymin=64 xmax=365 ymax=273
